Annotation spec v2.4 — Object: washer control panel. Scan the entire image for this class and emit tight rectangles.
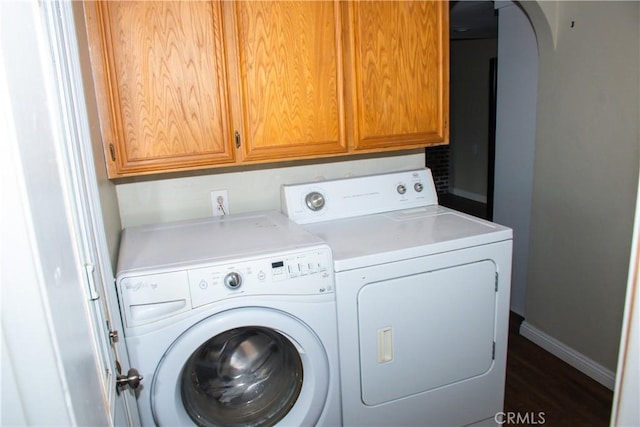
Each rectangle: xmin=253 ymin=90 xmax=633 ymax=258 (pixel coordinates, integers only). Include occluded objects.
xmin=187 ymin=248 xmax=332 ymax=309
xmin=118 ymin=246 xmax=333 ymax=327
xmin=281 ymin=168 xmax=438 ymax=224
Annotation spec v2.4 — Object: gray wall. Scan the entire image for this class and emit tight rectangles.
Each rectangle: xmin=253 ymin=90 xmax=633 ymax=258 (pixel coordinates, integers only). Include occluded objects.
xmin=114 ymin=153 xmax=425 ymax=227
xmin=522 ymin=1 xmax=639 ymax=372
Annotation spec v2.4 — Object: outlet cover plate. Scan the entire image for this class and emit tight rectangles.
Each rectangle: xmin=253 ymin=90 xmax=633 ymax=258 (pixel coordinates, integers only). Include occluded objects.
xmin=211 ymin=190 xmax=229 ymax=216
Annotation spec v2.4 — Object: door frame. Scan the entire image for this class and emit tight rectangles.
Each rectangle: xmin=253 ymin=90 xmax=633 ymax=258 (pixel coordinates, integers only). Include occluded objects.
xmin=0 ymin=1 xmax=140 ymax=425
xmin=44 ymin=1 xmax=142 ymax=424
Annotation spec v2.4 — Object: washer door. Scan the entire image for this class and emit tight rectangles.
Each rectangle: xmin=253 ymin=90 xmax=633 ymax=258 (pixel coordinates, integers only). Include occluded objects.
xmin=151 ymin=307 xmax=329 ymax=427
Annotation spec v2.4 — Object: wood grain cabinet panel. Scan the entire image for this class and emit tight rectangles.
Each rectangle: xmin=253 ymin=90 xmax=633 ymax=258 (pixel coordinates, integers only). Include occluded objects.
xmin=346 ymin=1 xmax=449 ymax=151
xmin=84 ymin=1 xmax=234 ymax=177
xmin=228 ymin=1 xmax=347 ymax=161
xmin=83 ymin=0 xmax=448 ymax=178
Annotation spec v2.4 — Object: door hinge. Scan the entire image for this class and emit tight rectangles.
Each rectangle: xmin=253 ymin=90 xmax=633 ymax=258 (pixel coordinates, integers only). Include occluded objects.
xmin=234 ymin=131 xmax=241 ymax=149
xmin=106 ymin=320 xmax=119 ymax=344
xmin=109 ymin=329 xmax=119 ymax=344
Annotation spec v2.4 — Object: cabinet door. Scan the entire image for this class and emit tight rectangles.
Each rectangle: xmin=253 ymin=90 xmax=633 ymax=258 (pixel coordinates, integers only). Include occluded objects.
xmin=227 ymin=1 xmax=348 ymax=161
xmin=85 ymin=1 xmax=235 ymax=178
xmin=346 ymin=1 xmax=449 ymax=151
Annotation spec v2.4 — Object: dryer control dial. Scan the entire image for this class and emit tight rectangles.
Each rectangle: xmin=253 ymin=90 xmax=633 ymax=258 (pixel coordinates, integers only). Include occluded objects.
xmin=224 ymin=272 xmax=242 ymax=290
xmin=305 ymin=192 xmax=325 ymax=211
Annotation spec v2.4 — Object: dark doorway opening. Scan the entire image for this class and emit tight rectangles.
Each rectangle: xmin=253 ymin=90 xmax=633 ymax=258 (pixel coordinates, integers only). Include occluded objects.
xmin=426 ymin=1 xmax=498 ymax=221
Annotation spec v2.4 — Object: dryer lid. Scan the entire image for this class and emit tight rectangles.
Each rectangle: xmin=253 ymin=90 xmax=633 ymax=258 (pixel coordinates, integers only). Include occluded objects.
xmin=304 ymin=206 xmax=512 ymax=272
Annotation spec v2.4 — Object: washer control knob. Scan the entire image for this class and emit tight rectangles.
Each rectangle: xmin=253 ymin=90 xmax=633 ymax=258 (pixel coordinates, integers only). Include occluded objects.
xmin=224 ymin=272 xmax=242 ymax=290
xmin=305 ymin=192 xmax=325 ymax=211
xmin=397 ymin=184 xmax=407 ymax=195
xmin=414 ymin=182 xmax=424 ymax=192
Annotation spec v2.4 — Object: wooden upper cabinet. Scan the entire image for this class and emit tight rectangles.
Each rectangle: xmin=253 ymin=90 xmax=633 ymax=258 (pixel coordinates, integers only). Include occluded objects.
xmin=83 ymin=0 xmax=448 ymax=178
xmin=345 ymin=1 xmax=449 ymax=151
xmin=84 ymin=1 xmax=235 ymax=177
xmin=226 ymin=1 xmax=348 ymax=161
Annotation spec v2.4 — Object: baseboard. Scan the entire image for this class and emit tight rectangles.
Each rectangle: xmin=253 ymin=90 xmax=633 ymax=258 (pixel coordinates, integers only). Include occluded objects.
xmin=449 ymin=188 xmax=487 ymax=203
xmin=519 ymin=321 xmax=616 ymax=390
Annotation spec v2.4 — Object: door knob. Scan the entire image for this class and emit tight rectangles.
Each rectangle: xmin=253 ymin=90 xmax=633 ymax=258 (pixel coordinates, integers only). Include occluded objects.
xmin=116 ymin=368 xmax=143 ymax=391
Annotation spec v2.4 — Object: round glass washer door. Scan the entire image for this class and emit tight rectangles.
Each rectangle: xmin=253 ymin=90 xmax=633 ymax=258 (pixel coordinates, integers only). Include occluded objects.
xmin=151 ymin=307 xmax=329 ymax=427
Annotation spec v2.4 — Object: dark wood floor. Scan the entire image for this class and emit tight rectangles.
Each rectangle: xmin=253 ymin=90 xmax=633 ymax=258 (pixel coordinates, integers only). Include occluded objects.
xmin=505 ymin=313 xmax=613 ymax=426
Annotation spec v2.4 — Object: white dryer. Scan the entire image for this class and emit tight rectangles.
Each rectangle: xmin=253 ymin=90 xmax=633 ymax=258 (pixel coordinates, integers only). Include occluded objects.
xmin=115 ymin=211 xmax=341 ymax=427
xmin=282 ymin=169 xmax=513 ymax=427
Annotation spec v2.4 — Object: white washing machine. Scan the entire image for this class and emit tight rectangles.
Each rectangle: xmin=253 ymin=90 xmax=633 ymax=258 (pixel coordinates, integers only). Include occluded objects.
xmin=282 ymin=169 xmax=513 ymax=427
xmin=115 ymin=211 xmax=341 ymax=427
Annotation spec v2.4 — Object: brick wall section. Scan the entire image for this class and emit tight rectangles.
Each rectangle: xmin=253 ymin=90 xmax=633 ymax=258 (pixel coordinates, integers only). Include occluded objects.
xmin=425 ymin=145 xmax=450 ymax=194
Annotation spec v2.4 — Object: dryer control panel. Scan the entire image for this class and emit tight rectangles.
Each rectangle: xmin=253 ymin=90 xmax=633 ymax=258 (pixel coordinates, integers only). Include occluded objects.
xmin=118 ymin=246 xmax=334 ymax=327
xmin=281 ymin=168 xmax=438 ymax=224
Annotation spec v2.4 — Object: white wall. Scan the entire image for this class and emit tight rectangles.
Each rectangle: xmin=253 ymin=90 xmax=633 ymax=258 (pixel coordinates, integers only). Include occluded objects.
xmin=116 ymin=153 xmax=425 ymax=227
xmin=493 ymin=1 xmax=538 ymax=317
xmin=521 ymin=1 xmax=639 ymax=375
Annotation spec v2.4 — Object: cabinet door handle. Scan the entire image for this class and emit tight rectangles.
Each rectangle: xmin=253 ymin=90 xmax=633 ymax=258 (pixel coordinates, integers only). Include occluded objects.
xmin=234 ymin=131 xmax=241 ymax=149
xmin=109 ymin=144 xmax=116 ymax=161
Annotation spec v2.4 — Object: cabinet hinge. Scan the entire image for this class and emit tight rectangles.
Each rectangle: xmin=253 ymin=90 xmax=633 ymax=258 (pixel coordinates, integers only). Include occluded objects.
xmin=109 ymin=143 xmax=116 ymax=161
xmin=234 ymin=131 xmax=241 ymax=149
